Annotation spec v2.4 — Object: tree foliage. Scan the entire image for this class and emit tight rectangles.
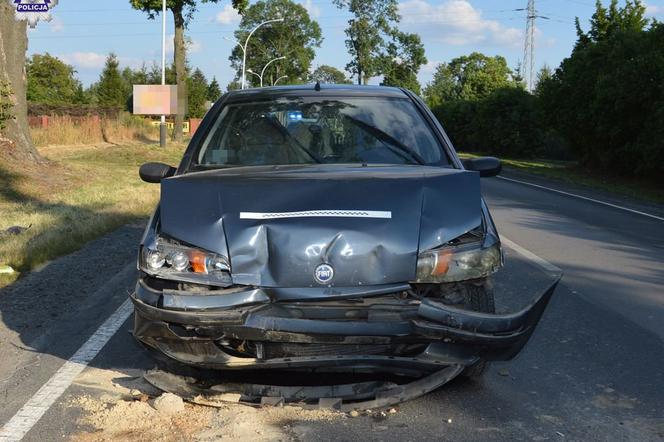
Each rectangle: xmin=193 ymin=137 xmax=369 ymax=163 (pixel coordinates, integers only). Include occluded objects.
xmin=187 ymin=68 xmax=208 ymax=118
xmin=333 ymin=0 xmax=399 ymax=84
xmin=129 ymin=0 xmax=247 ymax=24
xmin=380 ymin=31 xmax=427 ymax=94
xmin=575 ymin=0 xmax=647 ymax=46
xmin=426 ymin=52 xmax=550 ymax=158
xmin=309 ymin=65 xmax=352 ymax=84
xmin=27 ymin=54 xmax=84 ymax=105
xmin=424 ymin=53 xmax=518 ymax=107
xmin=0 ymin=80 xmax=13 ymax=131
xmin=207 ymin=77 xmax=222 ymax=100
xmin=229 ymin=0 xmax=322 ymax=87
xmin=96 ymin=54 xmax=126 ymax=108
xmin=540 ymin=0 xmax=661 ymax=181
xmin=433 ymin=87 xmax=547 ymax=158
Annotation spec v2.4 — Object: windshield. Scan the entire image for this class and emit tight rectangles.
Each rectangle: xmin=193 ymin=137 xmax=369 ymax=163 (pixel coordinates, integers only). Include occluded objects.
xmin=194 ymin=96 xmax=447 ymax=168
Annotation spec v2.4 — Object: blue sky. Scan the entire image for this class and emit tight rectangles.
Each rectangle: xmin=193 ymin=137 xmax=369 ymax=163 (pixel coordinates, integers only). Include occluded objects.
xmin=26 ymin=0 xmax=664 ymax=88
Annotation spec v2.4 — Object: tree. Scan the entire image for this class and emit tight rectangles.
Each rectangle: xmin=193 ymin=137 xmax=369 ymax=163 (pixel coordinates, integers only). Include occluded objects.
xmin=309 ymin=65 xmax=352 ymax=84
xmin=187 ymin=68 xmax=208 ymax=118
xmin=207 ymin=76 xmax=222 ymax=101
xmin=576 ymin=0 xmax=648 ymax=46
xmin=380 ymin=31 xmax=427 ymax=94
xmin=27 ymin=54 xmax=84 ymax=105
xmin=534 ymin=64 xmax=553 ymax=95
xmin=540 ymin=0 xmax=662 ymax=181
xmin=333 ymin=0 xmax=399 ymax=85
xmin=147 ymin=61 xmax=176 ymax=85
xmin=424 ymin=52 xmax=519 ymax=107
xmin=226 ymin=80 xmax=241 ymax=92
xmin=230 ymin=0 xmax=322 ymax=87
xmin=97 ymin=54 xmax=127 ymax=108
xmin=0 ymin=2 xmax=39 ymax=161
xmin=130 ymin=0 xmax=247 ymax=141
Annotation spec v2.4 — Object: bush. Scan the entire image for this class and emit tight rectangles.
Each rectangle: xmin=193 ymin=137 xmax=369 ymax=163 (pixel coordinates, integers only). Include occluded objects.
xmin=432 ymin=87 xmax=554 ymax=158
xmin=539 ymin=23 xmax=664 ymax=182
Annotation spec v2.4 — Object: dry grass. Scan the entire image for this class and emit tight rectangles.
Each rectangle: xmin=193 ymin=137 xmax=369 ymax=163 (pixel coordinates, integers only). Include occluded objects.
xmin=30 ymin=113 xmax=159 ymax=147
xmin=0 ymin=141 xmax=184 ymax=287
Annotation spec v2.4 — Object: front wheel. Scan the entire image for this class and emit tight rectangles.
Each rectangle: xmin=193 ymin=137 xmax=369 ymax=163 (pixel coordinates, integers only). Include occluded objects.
xmin=441 ymin=280 xmax=495 ymax=379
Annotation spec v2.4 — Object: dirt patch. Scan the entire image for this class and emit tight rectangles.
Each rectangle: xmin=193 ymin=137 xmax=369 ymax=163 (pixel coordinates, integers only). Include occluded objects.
xmin=69 ymin=367 xmax=344 ymax=441
xmin=71 ymin=395 xmax=342 ymax=442
xmin=71 ymin=395 xmax=217 ymax=442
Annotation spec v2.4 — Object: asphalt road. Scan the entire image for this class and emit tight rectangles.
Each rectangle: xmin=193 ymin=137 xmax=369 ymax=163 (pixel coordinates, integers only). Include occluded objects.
xmin=0 ymin=173 xmax=662 ymax=441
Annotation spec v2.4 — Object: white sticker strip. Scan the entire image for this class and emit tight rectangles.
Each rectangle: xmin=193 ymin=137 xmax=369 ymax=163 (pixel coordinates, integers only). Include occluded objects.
xmin=0 ymin=299 xmax=133 ymax=442
xmin=240 ymin=210 xmax=392 ymax=220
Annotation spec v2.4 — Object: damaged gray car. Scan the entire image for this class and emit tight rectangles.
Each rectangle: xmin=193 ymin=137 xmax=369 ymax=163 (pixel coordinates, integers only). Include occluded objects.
xmin=132 ymin=84 xmax=559 ymax=383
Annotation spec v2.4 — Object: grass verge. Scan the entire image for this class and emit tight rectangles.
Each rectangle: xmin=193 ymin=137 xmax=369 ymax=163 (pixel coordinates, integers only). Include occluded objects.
xmin=30 ymin=113 xmax=159 ymax=147
xmin=460 ymin=153 xmax=664 ymax=204
xmin=0 ymin=142 xmax=184 ymax=287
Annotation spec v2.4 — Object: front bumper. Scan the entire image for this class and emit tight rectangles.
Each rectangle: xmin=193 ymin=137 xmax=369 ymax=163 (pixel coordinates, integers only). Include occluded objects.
xmin=132 ymin=277 xmax=560 ymax=373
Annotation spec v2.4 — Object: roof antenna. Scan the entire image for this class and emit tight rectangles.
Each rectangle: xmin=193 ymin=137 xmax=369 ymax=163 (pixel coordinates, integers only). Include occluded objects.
xmin=314 ymin=81 xmax=321 ymax=91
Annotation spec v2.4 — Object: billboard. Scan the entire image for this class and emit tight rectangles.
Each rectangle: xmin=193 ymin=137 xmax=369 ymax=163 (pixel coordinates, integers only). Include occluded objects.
xmin=133 ymin=85 xmax=178 ymax=115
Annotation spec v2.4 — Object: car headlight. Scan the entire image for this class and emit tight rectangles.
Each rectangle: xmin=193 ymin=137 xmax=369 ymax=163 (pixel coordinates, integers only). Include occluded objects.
xmin=414 ymin=242 xmax=502 ymax=283
xmin=140 ymin=236 xmax=231 ymax=287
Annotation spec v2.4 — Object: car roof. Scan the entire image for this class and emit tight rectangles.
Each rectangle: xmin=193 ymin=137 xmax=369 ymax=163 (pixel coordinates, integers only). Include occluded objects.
xmin=223 ymin=84 xmax=410 ymax=102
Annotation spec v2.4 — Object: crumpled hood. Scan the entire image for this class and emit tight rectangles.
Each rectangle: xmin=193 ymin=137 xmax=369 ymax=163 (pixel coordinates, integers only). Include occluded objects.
xmin=159 ymin=165 xmax=481 ymax=287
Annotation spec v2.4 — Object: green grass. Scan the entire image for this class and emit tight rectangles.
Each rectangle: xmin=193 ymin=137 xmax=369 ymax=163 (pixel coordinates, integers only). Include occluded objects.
xmin=460 ymin=152 xmax=664 ymax=204
xmin=0 ymin=142 xmax=185 ymax=287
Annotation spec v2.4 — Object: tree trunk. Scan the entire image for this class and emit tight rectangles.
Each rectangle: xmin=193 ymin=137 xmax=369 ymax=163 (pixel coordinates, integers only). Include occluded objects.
xmin=0 ymin=2 xmax=40 ymax=162
xmin=172 ymin=9 xmax=187 ymax=142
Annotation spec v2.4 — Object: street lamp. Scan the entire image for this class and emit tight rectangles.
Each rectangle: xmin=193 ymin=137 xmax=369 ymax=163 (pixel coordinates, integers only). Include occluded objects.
xmin=246 ymin=69 xmax=261 ymax=85
xmin=226 ymin=18 xmax=284 ymax=89
xmin=260 ymin=56 xmax=286 ymax=87
xmin=247 ymin=56 xmax=286 ymax=87
xmin=273 ymin=75 xmax=288 ymax=86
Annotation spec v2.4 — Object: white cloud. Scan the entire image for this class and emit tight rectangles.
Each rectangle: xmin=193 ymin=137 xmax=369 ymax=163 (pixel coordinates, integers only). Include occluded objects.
xmin=215 ymin=4 xmax=241 ymax=24
xmin=420 ymin=60 xmax=441 ymax=74
xmin=60 ymin=52 xmax=145 ymax=71
xmin=50 ymin=17 xmax=64 ymax=32
xmin=61 ymin=52 xmax=106 ymax=69
xmin=398 ymin=0 xmax=524 ymax=48
xmin=645 ymin=3 xmax=663 ymax=15
xmin=299 ymin=0 xmax=321 ymax=18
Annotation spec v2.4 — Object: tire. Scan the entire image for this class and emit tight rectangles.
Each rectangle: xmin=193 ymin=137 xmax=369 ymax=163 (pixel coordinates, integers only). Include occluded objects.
xmin=456 ymin=280 xmax=495 ymax=379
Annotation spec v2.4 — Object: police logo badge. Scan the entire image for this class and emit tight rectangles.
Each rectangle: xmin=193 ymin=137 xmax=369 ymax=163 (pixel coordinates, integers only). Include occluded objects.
xmin=10 ymin=0 xmax=58 ymax=28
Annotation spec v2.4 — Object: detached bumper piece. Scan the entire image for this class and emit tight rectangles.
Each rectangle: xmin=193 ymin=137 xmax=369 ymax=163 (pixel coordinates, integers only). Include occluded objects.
xmin=144 ymin=366 xmax=464 ymax=412
xmin=132 ymin=275 xmax=561 ymax=375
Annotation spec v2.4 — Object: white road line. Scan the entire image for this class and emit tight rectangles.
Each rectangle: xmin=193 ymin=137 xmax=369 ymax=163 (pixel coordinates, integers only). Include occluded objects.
xmin=497 ymin=176 xmax=664 ymax=222
xmin=501 ymin=236 xmax=562 ymax=275
xmin=0 ymin=299 xmax=133 ymax=442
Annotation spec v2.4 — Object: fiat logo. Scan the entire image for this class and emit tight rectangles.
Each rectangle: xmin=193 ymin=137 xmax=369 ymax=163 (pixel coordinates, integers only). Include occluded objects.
xmin=314 ymin=263 xmax=334 ymax=284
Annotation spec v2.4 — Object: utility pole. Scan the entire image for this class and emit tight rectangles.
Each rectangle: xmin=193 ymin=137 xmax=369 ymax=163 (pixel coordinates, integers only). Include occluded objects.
xmin=517 ymin=1 xmax=549 ymax=92
xmin=160 ymin=0 xmax=167 ymax=147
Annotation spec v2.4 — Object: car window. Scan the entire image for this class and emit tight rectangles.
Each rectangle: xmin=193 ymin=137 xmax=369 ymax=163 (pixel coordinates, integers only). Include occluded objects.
xmin=194 ymin=96 xmax=447 ymax=168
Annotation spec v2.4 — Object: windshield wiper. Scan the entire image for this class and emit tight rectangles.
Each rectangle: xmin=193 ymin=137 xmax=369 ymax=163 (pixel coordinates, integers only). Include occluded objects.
xmin=345 ymin=116 xmax=426 ymax=165
xmin=265 ymin=116 xmax=323 ymax=164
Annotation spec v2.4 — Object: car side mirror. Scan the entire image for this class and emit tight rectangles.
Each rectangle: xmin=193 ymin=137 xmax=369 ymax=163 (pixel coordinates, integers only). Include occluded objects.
xmin=462 ymin=157 xmax=502 ymax=178
xmin=139 ymin=162 xmax=176 ymax=183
